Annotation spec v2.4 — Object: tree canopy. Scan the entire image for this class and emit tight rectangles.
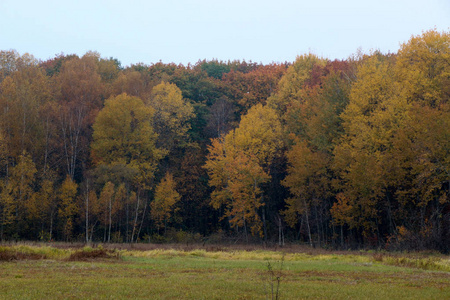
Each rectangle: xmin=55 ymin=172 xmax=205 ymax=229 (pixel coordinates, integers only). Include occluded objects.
xmin=0 ymin=29 xmax=448 ymax=251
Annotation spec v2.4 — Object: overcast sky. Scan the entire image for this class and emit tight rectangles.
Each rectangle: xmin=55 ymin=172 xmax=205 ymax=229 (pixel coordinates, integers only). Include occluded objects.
xmin=1 ymin=0 xmax=449 ymax=67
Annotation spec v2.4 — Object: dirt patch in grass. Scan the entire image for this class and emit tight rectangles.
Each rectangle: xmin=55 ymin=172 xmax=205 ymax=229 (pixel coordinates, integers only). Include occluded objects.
xmin=0 ymin=250 xmax=46 ymax=261
xmin=0 ymin=250 xmax=17 ymax=261
xmin=68 ymin=248 xmax=120 ymax=261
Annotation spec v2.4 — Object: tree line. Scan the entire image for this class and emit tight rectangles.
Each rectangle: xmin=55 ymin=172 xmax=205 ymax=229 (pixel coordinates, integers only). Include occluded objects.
xmin=0 ymin=29 xmax=448 ymax=251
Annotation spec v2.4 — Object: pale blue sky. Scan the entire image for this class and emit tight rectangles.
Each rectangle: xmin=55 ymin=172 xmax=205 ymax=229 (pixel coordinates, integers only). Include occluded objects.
xmin=1 ymin=0 xmax=449 ymax=67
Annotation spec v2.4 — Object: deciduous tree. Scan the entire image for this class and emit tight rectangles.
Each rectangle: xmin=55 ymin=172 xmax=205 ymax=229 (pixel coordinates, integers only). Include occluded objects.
xmin=58 ymin=176 xmax=78 ymax=240
xmin=56 ymin=52 xmax=104 ymax=180
xmin=91 ymin=93 xmax=165 ymax=188
xmin=91 ymin=93 xmax=165 ymax=242
xmin=147 ymin=81 xmax=194 ymax=152
xmin=150 ymin=172 xmax=181 ymax=233
xmin=205 ymin=104 xmax=283 ymax=238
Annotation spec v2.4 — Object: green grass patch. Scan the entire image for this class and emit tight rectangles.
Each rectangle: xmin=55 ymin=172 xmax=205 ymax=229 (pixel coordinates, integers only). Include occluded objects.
xmin=0 ymin=244 xmax=449 ymax=299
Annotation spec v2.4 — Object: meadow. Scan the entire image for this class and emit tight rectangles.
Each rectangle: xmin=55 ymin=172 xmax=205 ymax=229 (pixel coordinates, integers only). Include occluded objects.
xmin=0 ymin=243 xmax=449 ymax=299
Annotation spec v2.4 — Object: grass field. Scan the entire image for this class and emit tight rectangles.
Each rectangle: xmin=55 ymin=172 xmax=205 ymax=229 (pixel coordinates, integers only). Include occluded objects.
xmin=0 ymin=243 xmax=449 ymax=299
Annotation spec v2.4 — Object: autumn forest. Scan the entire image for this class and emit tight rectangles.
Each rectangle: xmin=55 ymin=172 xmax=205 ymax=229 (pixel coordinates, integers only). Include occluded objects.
xmin=0 ymin=30 xmax=448 ymax=252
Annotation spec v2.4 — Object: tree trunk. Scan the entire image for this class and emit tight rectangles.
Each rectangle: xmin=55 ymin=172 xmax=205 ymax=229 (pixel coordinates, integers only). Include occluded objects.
xmin=243 ymin=217 xmax=248 ymax=244
xmin=313 ymin=204 xmax=321 ymax=247
xmin=1 ymin=213 xmax=4 ymax=242
xmin=278 ymin=215 xmax=284 ymax=247
xmin=85 ymin=179 xmax=89 ymax=243
xmin=131 ymin=192 xmax=140 ymax=243
xmin=126 ymin=201 xmax=129 ymax=243
xmin=49 ymin=209 xmax=54 ymax=241
xmin=108 ymin=197 xmax=112 ymax=243
xmin=262 ymin=206 xmax=268 ymax=243
xmin=90 ymin=220 xmax=98 ymax=242
xmin=385 ymin=194 xmax=397 ymax=240
xmin=137 ymin=197 xmax=148 ymax=241
xmin=303 ymin=199 xmax=313 ymax=247
xmin=297 ymin=217 xmax=304 ymax=241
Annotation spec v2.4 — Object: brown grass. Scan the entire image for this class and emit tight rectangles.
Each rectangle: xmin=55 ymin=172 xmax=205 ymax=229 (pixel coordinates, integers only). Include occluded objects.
xmin=0 ymin=249 xmax=46 ymax=261
xmin=372 ymin=252 xmax=384 ymax=262
xmin=67 ymin=248 xmax=120 ymax=261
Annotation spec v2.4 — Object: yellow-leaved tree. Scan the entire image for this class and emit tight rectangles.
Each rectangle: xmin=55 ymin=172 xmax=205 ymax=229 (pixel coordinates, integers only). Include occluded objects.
xmin=205 ymin=104 xmax=283 ymax=238
xmin=150 ymin=172 xmax=181 ymax=234
xmin=147 ymin=81 xmax=194 ymax=152
xmin=8 ymin=151 xmax=37 ymax=237
xmin=282 ymin=138 xmax=330 ymax=246
xmin=28 ymin=179 xmax=57 ymax=241
xmin=58 ymin=176 xmax=78 ymax=241
xmin=387 ymin=30 xmax=450 ymax=246
xmin=91 ymin=93 xmax=166 ymax=242
xmin=396 ymin=29 xmax=450 ymax=108
xmin=277 ymin=58 xmax=352 ymax=246
xmin=332 ymin=30 xmax=449 ymax=248
xmin=332 ymin=52 xmax=405 ymax=240
xmin=267 ymin=53 xmax=327 ymax=118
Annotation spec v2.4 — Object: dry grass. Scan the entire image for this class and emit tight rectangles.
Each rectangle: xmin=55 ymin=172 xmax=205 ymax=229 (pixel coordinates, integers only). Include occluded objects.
xmin=371 ymin=252 xmax=450 ymax=271
xmin=0 ymin=249 xmax=46 ymax=261
xmin=1 ymin=243 xmax=449 ymax=299
xmin=67 ymin=248 xmax=120 ymax=261
xmin=1 ymin=241 xmax=449 ymax=272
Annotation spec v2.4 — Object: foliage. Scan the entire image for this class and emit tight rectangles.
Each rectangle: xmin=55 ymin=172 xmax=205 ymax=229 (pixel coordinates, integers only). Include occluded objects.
xmin=91 ymin=93 xmax=165 ymax=189
xmin=205 ymin=104 xmax=283 ymax=237
xmin=150 ymin=172 xmax=181 ymax=230
xmin=147 ymin=81 xmax=194 ymax=152
xmin=0 ymin=30 xmax=447 ymax=250
xmin=58 ymin=176 xmax=78 ymax=240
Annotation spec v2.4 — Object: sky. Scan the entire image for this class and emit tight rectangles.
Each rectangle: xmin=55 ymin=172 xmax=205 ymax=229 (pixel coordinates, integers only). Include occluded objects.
xmin=1 ymin=0 xmax=449 ymax=67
